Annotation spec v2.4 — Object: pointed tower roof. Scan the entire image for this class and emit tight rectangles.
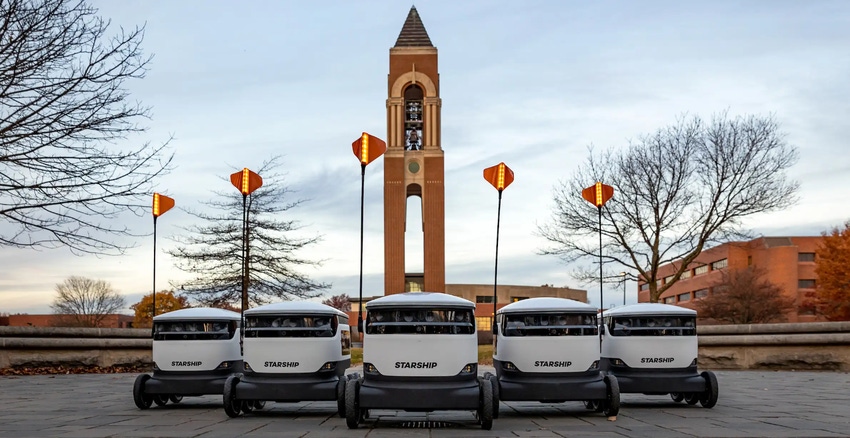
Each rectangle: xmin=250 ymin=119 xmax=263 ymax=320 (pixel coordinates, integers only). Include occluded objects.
xmin=394 ymin=6 xmax=433 ymax=47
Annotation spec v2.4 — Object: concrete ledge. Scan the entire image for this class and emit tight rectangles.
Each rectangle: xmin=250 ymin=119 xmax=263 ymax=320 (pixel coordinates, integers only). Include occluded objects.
xmin=1 ymin=338 xmax=152 ymax=349
xmin=0 ymin=326 xmax=150 ymax=338
xmin=699 ymin=333 xmax=850 ymax=346
xmin=698 ymin=321 xmax=850 ymax=335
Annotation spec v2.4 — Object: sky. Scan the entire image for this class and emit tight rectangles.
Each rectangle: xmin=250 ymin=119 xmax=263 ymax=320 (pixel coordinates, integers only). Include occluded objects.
xmin=2 ymin=0 xmax=850 ymax=315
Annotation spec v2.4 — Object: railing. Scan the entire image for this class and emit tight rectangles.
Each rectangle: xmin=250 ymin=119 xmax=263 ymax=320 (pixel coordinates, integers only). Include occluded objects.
xmin=2 ymin=322 xmax=850 ymax=371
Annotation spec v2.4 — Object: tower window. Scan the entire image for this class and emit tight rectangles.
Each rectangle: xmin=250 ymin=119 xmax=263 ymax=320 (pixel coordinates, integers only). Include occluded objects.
xmin=404 ymin=85 xmax=423 ymax=151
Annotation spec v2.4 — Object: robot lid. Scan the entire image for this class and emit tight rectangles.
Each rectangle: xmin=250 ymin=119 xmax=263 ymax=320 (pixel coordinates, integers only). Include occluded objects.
xmin=604 ymin=303 xmax=697 ymax=317
xmin=497 ymin=297 xmax=596 ymax=315
xmin=366 ymin=292 xmax=475 ymax=309
xmin=244 ymin=301 xmax=347 ymax=317
xmin=153 ymin=307 xmax=240 ymax=321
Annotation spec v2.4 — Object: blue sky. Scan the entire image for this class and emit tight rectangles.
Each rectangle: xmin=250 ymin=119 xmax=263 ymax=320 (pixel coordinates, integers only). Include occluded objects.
xmin=2 ymin=0 xmax=849 ymax=314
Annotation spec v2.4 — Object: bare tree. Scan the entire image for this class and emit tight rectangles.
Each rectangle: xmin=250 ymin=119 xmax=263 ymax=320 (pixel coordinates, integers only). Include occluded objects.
xmin=695 ymin=267 xmax=794 ymax=324
xmin=50 ymin=276 xmax=126 ymax=327
xmin=322 ymin=293 xmax=352 ymax=313
xmin=538 ymin=113 xmax=798 ymax=302
xmin=168 ymin=156 xmax=330 ymax=307
xmin=1 ymin=0 xmax=172 ymax=255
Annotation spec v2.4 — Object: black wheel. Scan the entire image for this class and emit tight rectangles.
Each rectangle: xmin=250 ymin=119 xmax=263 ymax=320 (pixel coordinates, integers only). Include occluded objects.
xmin=699 ymin=371 xmax=719 ymax=408
xmin=345 ymin=378 xmax=360 ymax=429
xmin=685 ymin=392 xmax=699 ymax=405
xmin=169 ymin=395 xmax=183 ymax=404
xmin=153 ymin=395 xmax=168 ymax=407
xmin=223 ymin=375 xmax=242 ymax=418
xmin=133 ymin=374 xmax=153 ymax=410
xmin=241 ymin=400 xmax=254 ymax=413
xmin=478 ymin=377 xmax=493 ymax=430
xmin=670 ymin=392 xmax=684 ymax=403
xmin=253 ymin=401 xmax=265 ymax=410
xmin=483 ymin=372 xmax=500 ymax=419
xmin=602 ymin=375 xmax=620 ymax=417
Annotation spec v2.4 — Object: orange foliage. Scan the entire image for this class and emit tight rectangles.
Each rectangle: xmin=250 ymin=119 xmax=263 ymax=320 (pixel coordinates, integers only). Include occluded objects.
xmin=130 ymin=291 xmax=190 ymax=328
xmin=812 ymin=221 xmax=850 ymax=321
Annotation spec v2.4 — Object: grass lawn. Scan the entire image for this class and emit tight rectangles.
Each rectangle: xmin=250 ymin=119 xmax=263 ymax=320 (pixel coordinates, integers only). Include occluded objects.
xmin=478 ymin=344 xmax=493 ymax=365
xmin=350 ymin=345 xmax=493 ymax=366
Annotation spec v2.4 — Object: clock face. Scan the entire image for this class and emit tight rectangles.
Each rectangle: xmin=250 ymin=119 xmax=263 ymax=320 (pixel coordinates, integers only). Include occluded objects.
xmin=408 ymin=161 xmax=420 ymax=174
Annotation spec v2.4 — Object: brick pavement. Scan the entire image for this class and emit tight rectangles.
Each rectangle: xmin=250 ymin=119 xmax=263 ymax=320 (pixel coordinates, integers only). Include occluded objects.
xmin=1 ymin=369 xmax=848 ymax=437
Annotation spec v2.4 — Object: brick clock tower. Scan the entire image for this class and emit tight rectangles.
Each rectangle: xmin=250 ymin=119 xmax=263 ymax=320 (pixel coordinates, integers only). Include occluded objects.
xmin=384 ymin=7 xmax=445 ymax=295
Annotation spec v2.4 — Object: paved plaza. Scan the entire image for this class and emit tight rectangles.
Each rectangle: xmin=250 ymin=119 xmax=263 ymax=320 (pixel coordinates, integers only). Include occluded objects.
xmin=1 ymin=369 xmax=849 ymax=437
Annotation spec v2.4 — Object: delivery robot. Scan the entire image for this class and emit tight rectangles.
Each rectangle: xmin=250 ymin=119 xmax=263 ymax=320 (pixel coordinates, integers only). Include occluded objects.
xmin=485 ymin=297 xmax=620 ymax=417
xmin=222 ymin=301 xmax=353 ymax=417
xmin=133 ymin=307 xmax=242 ymax=409
xmin=345 ymin=292 xmax=494 ymax=430
xmin=600 ymin=303 xmax=718 ymax=408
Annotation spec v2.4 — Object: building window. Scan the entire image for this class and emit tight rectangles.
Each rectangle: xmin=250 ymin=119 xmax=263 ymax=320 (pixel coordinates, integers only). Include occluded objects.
xmin=798 ymin=253 xmax=816 ymax=262
xmin=664 ymin=275 xmax=675 ymax=284
xmin=639 ymin=283 xmax=649 ymax=291
xmin=747 ymin=255 xmax=752 ymax=266
xmin=711 ymin=259 xmax=728 ymax=270
xmin=694 ymin=289 xmax=709 ymax=299
xmin=511 ymin=296 xmax=528 ymax=302
xmin=476 ymin=316 xmax=492 ymax=331
xmin=798 ymin=279 xmax=816 ymax=289
xmin=694 ymin=265 xmax=709 ymax=275
xmin=680 ymin=270 xmax=692 ymax=279
xmin=656 ymin=279 xmax=663 ymax=287
xmin=663 ymin=296 xmax=675 ymax=304
xmin=476 ymin=295 xmax=494 ymax=303
xmin=678 ymin=292 xmax=691 ymax=302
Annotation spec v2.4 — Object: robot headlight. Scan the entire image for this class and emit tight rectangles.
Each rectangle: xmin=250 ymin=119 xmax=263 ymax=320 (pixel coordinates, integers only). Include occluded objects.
xmin=364 ymin=363 xmax=381 ymax=376
xmin=460 ymin=363 xmax=477 ymax=375
xmin=587 ymin=360 xmax=600 ymax=371
xmin=317 ymin=362 xmax=336 ymax=372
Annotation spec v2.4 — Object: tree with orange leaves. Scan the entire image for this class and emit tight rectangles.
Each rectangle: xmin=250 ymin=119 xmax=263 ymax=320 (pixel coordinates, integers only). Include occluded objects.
xmin=811 ymin=221 xmax=850 ymax=321
xmin=130 ymin=291 xmax=190 ymax=328
xmin=695 ymin=267 xmax=794 ymax=324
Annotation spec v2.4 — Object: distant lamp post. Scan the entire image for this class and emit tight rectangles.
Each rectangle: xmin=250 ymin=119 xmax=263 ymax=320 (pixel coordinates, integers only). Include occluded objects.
xmin=230 ymin=168 xmax=263 ymax=341
xmin=151 ymin=193 xmax=175 ymax=326
xmin=620 ymin=272 xmax=627 ymax=306
xmin=581 ymin=181 xmax=614 ymax=347
xmin=483 ymin=162 xmax=515 ymax=333
xmin=352 ymin=132 xmax=387 ymax=337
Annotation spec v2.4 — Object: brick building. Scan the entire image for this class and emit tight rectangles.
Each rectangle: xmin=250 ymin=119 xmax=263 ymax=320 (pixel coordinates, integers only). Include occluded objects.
xmin=638 ymin=236 xmax=822 ymax=322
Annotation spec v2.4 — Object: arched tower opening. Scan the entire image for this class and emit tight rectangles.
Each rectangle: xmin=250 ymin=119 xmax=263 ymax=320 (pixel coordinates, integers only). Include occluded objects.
xmin=383 ymin=6 xmax=444 ymax=295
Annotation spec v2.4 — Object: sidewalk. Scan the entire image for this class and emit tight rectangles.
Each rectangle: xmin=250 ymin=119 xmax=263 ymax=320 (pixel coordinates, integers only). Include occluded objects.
xmin=1 ymin=369 xmax=848 ymax=437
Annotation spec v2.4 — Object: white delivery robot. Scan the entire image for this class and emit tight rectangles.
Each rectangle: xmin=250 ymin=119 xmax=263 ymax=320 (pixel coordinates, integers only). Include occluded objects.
xmin=486 ymin=297 xmax=620 ymax=417
xmin=345 ymin=292 xmax=494 ymax=430
xmin=222 ymin=301 xmax=353 ymax=417
xmin=133 ymin=308 xmax=242 ymax=409
xmin=600 ymin=303 xmax=718 ymax=408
